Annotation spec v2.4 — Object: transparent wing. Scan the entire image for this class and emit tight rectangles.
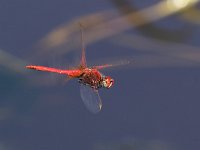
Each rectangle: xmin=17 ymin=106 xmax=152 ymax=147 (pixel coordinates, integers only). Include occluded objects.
xmin=80 ymin=84 xmax=102 ymax=114
xmin=93 ymin=59 xmax=133 ymax=70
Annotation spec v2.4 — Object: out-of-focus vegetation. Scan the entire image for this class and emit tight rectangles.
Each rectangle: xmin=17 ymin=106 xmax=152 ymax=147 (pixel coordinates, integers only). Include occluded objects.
xmin=2 ymin=0 xmax=200 ymax=73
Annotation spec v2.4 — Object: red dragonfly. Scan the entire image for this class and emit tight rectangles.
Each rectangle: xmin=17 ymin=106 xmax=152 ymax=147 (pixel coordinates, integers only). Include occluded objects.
xmin=26 ymin=26 xmax=114 ymax=113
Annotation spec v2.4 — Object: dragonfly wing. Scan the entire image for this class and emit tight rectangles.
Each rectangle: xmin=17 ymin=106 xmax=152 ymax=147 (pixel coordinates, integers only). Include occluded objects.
xmin=93 ymin=59 xmax=133 ymax=70
xmin=93 ymin=64 xmax=113 ymax=70
xmin=80 ymin=84 xmax=102 ymax=114
xmin=79 ymin=23 xmax=87 ymax=68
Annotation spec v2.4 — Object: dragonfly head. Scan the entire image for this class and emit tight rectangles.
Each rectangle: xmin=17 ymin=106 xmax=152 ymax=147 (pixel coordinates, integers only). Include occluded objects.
xmin=102 ymin=76 xmax=114 ymax=89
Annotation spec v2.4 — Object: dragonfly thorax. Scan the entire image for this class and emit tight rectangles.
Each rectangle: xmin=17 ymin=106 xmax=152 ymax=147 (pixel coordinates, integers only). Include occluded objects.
xmin=78 ymin=68 xmax=102 ymax=89
xmin=78 ymin=68 xmax=114 ymax=89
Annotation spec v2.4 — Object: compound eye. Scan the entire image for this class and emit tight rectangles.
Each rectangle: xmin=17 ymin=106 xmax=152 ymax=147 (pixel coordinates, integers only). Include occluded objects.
xmin=110 ymin=79 xmax=114 ymax=83
xmin=102 ymin=80 xmax=107 ymax=88
xmin=107 ymin=79 xmax=114 ymax=88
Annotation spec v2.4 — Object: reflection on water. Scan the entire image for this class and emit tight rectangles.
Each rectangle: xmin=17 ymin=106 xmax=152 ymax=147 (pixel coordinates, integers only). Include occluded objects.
xmin=94 ymin=139 xmax=176 ymax=150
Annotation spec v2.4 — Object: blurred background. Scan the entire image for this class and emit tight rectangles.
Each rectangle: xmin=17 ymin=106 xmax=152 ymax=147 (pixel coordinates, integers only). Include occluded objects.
xmin=0 ymin=0 xmax=200 ymax=149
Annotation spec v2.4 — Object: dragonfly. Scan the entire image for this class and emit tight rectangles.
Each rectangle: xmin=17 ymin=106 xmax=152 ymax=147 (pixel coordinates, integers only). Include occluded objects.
xmin=26 ymin=25 xmax=114 ymax=113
